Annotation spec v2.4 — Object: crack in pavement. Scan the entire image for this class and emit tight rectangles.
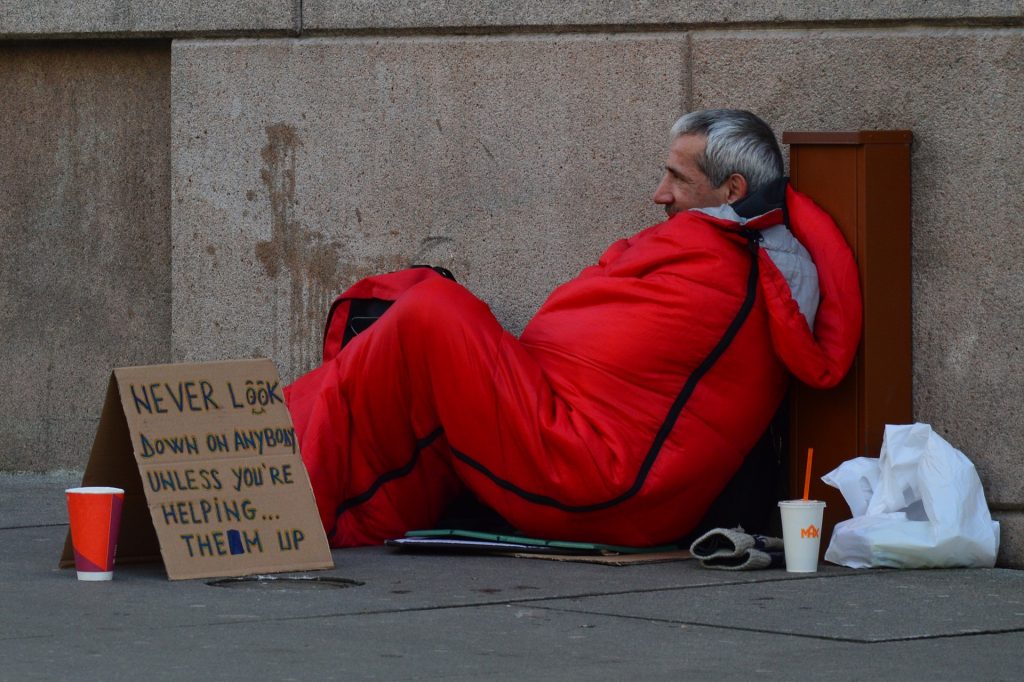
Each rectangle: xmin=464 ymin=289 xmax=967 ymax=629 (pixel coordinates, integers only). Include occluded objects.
xmin=519 ymin=603 xmax=1024 ymax=644
xmin=40 ymin=572 xmax=876 ymax=635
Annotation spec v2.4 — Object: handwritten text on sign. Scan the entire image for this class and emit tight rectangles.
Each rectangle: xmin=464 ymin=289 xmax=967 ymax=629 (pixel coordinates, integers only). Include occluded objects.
xmin=127 ymin=378 xmax=296 ymax=457
xmin=114 ymin=359 xmax=331 ymax=580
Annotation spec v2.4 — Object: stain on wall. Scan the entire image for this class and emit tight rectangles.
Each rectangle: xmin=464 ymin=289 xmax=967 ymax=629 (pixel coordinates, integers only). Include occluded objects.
xmin=255 ymin=123 xmax=340 ymax=376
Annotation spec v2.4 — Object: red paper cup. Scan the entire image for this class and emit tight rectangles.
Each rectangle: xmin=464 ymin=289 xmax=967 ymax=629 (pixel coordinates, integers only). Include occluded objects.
xmin=65 ymin=487 xmax=125 ymax=581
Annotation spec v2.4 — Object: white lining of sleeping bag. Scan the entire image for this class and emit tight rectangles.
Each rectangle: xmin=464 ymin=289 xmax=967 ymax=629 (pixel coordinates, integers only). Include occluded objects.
xmin=693 ymin=205 xmax=820 ymax=329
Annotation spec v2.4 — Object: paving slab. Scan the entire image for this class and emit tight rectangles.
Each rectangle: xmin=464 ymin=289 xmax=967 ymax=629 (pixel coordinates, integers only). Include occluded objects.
xmin=1 ymin=524 xmax=838 ymax=635
xmin=3 ymin=473 xmax=1024 ymax=680
xmin=0 ymin=471 xmax=82 ymax=528
xmin=4 ymin=530 xmax=1024 ymax=681
xmin=8 ymin=601 xmax=1024 ymax=682
xmin=535 ymin=568 xmax=1024 ymax=643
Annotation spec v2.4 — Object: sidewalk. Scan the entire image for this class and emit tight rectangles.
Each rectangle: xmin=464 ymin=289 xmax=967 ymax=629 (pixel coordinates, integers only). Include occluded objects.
xmin=2 ymin=472 xmax=1022 ymax=681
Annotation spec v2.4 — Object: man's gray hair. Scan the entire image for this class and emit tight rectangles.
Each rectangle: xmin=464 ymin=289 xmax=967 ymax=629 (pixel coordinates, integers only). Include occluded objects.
xmin=670 ymin=109 xmax=783 ymax=194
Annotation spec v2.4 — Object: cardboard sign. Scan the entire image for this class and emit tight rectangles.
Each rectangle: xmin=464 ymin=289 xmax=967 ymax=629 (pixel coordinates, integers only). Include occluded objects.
xmin=61 ymin=359 xmax=333 ymax=580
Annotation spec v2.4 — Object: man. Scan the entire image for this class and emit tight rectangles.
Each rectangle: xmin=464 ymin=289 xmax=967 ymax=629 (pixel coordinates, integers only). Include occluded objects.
xmin=656 ymin=109 xmax=821 ymax=336
xmin=286 ymin=109 xmax=862 ymax=548
xmin=654 ymin=109 xmax=782 ymax=214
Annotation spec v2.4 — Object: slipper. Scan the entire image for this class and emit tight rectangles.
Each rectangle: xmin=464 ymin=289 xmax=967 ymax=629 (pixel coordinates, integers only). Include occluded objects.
xmin=689 ymin=527 xmax=784 ymax=560
xmin=700 ymin=549 xmax=786 ymax=571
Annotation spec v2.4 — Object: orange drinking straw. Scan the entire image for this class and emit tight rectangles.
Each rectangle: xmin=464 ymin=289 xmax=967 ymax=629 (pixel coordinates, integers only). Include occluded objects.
xmin=802 ymin=447 xmax=814 ymax=501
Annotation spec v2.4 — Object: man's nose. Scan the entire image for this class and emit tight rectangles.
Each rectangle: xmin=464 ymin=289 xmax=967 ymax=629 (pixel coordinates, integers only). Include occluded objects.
xmin=653 ymin=178 xmax=673 ymax=205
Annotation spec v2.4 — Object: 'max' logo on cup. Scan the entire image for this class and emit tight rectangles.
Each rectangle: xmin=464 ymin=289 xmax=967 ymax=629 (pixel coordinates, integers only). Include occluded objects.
xmin=800 ymin=524 xmax=820 ymax=539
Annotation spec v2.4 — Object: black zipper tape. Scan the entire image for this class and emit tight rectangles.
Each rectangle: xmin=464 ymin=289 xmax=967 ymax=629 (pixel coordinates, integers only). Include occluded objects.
xmin=328 ymin=427 xmax=444 ymax=537
xmin=449 ymin=238 xmax=761 ymax=512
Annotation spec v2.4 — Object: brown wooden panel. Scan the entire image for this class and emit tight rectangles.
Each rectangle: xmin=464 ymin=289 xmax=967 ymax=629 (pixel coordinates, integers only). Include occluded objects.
xmin=789 ymin=375 xmax=860 ymax=540
xmin=784 ymin=131 xmax=912 ymax=555
xmin=788 ymin=145 xmax=860 ymax=248
xmin=860 ymin=143 xmax=913 ymax=453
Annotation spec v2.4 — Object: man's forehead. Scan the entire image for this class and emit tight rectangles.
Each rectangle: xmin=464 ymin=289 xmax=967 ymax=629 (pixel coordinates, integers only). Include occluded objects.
xmin=669 ymin=133 xmax=707 ymax=158
xmin=665 ymin=133 xmax=708 ymax=173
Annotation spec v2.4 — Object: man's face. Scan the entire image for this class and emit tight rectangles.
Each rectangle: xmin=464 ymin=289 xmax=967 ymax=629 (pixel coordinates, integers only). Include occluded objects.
xmin=653 ymin=134 xmax=731 ymax=217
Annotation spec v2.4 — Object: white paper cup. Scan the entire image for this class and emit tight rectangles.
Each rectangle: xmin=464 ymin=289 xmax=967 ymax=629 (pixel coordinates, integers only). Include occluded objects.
xmin=778 ymin=500 xmax=826 ymax=573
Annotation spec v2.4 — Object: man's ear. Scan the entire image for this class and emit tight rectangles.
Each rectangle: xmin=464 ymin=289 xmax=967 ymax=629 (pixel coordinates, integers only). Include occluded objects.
xmin=723 ymin=173 xmax=749 ymax=203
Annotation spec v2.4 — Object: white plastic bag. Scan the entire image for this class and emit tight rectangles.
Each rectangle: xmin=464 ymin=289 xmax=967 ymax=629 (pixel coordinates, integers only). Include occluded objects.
xmin=822 ymin=423 xmax=1000 ymax=568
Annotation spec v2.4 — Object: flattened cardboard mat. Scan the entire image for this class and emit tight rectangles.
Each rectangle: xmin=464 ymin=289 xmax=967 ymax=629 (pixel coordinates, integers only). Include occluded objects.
xmin=61 ymin=359 xmax=333 ymax=580
xmin=386 ymin=530 xmax=692 ymax=565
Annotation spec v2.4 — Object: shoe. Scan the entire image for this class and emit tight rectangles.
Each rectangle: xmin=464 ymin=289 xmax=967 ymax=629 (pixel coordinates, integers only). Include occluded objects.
xmin=699 ymin=549 xmax=786 ymax=571
xmin=689 ymin=527 xmax=785 ymax=570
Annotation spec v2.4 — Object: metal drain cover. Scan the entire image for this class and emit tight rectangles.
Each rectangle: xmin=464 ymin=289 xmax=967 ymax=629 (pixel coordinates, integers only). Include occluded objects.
xmin=207 ymin=575 xmax=363 ymax=591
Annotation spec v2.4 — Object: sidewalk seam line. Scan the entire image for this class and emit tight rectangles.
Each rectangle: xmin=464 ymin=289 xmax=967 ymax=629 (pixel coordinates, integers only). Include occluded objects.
xmin=145 ymin=573 xmax=889 ymax=631
xmin=523 ymin=605 xmax=1024 ymax=644
xmin=0 ymin=523 xmax=68 ymax=530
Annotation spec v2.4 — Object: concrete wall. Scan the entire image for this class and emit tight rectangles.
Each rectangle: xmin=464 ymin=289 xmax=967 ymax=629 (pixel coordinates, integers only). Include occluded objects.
xmin=3 ymin=2 xmax=1024 ymax=563
xmin=0 ymin=2 xmax=296 ymax=37
xmin=170 ymin=35 xmax=685 ymax=377
xmin=690 ymin=27 xmax=1024 ymax=562
xmin=0 ymin=42 xmax=171 ymax=471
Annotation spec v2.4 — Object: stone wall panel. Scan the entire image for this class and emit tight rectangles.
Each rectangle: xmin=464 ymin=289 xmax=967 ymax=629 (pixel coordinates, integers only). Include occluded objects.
xmin=0 ymin=43 xmax=171 ymax=470
xmin=171 ymin=35 xmax=688 ymax=383
xmin=0 ymin=1 xmax=295 ymax=38
xmin=692 ymin=28 xmax=1024 ymax=505
xmin=303 ymin=1 xmax=1023 ymax=31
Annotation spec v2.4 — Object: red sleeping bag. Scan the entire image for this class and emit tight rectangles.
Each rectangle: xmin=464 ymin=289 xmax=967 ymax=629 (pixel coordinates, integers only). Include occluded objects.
xmin=285 ymin=184 xmax=862 ymax=547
